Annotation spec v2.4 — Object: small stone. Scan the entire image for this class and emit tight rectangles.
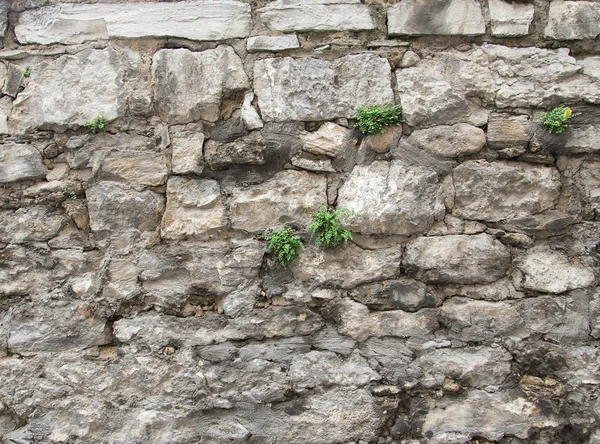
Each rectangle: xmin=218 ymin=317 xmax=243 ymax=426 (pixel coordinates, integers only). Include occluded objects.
xmin=100 ymin=151 xmax=169 ymax=187
xmin=2 ymin=64 xmax=24 ymax=98
xmin=204 ymin=131 xmax=266 ymax=169
xmin=241 ymin=92 xmax=264 ymax=130
xmin=360 ymin=126 xmax=402 ymax=154
xmin=290 ymin=155 xmax=336 ymax=173
xmin=565 ymin=125 xmax=600 ymax=154
xmin=247 ymin=35 xmax=300 ymax=52
xmin=489 ymin=0 xmax=534 ymax=37
xmin=171 ymin=131 xmax=205 ymax=175
xmin=0 ymin=206 xmax=66 ymax=243
xmin=349 ymin=278 xmax=435 ymax=312
xmin=0 ymin=143 xmax=45 ymax=183
xmin=487 ymin=114 xmax=530 ymax=150
xmin=500 ymin=232 xmax=534 ymax=249
xmin=405 ymin=124 xmax=485 ymax=158
xmin=400 ymin=50 xmax=420 ymax=68
xmin=302 ymin=122 xmax=350 ymax=157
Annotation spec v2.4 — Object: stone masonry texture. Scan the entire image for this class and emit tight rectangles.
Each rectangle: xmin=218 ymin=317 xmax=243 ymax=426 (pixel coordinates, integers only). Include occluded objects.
xmin=0 ymin=0 xmax=600 ymax=443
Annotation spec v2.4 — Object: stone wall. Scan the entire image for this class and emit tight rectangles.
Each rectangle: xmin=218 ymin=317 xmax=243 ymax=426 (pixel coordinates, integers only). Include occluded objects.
xmin=0 ymin=0 xmax=599 ymax=442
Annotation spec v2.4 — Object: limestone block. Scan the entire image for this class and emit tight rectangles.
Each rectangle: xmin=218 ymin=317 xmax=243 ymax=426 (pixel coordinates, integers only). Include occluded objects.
xmin=87 ymin=181 xmax=165 ymax=232
xmin=580 ymin=56 xmax=600 ymax=79
xmin=258 ymin=0 xmax=375 ymax=33
xmin=152 ymin=46 xmax=249 ymax=124
xmin=247 ymin=35 xmax=300 ymax=52
xmin=337 ymin=161 xmax=445 ymax=235
xmin=0 ymin=143 xmax=45 ymax=183
xmin=545 ymin=0 xmax=600 ymax=40
xmin=565 ymin=125 xmax=600 ymax=154
xmin=574 ymin=157 xmax=600 ymax=217
xmin=405 ymin=124 xmax=486 ymax=157
xmin=100 ymin=152 xmax=169 ymax=187
xmin=171 ymin=131 xmax=205 ymax=175
xmin=302 ymin=122 xmax=349 ymax=157
xmin=487 ymin=114 xmax=530 ymax=149
xmin=453 ymin=160 xmax=561 ymax=222
xmin=403 ymin=234 xmax=512 ymax=284
xmin=254 ymin=54 xmax=394 ymax=122
xmin=160 ymin=177 xmax=227 ymax=240
xmin=349 ymin=278 xmax=436 ymax=312
xmin=241 ymin=92 xmax=264 ymax=130
xmin=292 ymin=244 xmax=402 ymax=289
xmin=0 ymin=1 xmax=8 ymax=38
xmin=204 ymin=131 xmax=266 ymax=169
xmin=387 ymin=0 xmax=485 ymax=36
xmin=230 ymin=170 xmax=327 ymax=233
xmin=15 ymin=0 xmax=252 ymax=44
xmin=489 ymin=0 xmax=534 ymax=37
xmin=10 ymin=49 xmax=124 ymax=131
xmin=514 ymin=246 xmax=595 ymax=294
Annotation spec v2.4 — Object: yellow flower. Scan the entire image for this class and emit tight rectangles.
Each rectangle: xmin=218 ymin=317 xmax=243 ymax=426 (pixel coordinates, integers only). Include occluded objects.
xmin=564 ymin=108 xmax=572 ymax=119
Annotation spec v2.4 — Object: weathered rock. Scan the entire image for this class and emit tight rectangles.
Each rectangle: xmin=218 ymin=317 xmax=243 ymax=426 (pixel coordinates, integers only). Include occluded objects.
xmin=400 ymin=50 xmax=420 ymax=68
xmin=171 ymin=131 xmax=205 ymax=175
xmin=241 ymin=92 xmax=264 ymax=130
xmin=487 ymin=114 xmax=530 ymax=150
xmin=0 ymin=143 xmax=45 ymax=183
xmin=349 ymin=278 xmax=436 ymax=312
xmin=152 ymin=46 xmax=249 ymax=124
xmin=205 ymin=131 xmax=266 ymax=169
xmin=580 ymin=56 xmax=600 ymax=79
xmin=405 ymin=124 xmax=485 ymax=158
xmin=254 ymin=54 xmax=394 ymax=122
xmin=161 ymin=177 xmax=226 ymax=240
xmin=10 ymin=49 xmax=124 ymax=131
xmin=100 ymin=151 xmax=169 ymax=187
xmin=360 ymin=126 xmax=402 ymax=154
xmin=2 ymin=64 xmax=25 ymax=98
xmin=453 ymin=160 xmax=561 ymax=222
xmin=290 ymin=155 xmax=336 ymax=172
xmin=230 ymin=170 xmax=327 ymax=233
xmin=302 ymin=122 xmax=349 ymax=157
xmin=388 ymin=0 xmax=485 ymax=36
xmin=544 ymin=0 xmax=600 ymax=40
xmin=87 ymin=181 xmax=165 ymax=232
xmin=514 ymin=246 xmax=595 ymax=294
xmin=360 ymin=337 xmax=413 ymax=384
xmin=247 ymin=34 xmax=300 ymax=52
xmin=403 ymin=234 xmax=512 ymax=284
xmin=0 ymin=206 xmax=66 ymax=243
xmin=574 ymin=157 xmax=600 ymax=218
xmin=292 ymin=244 xmax=402 ymax=289
xmin=258 ymin=0 xmax=375 ymax=33
xmin=488 ymin=0 xmax=534 ymax=37
xmin=565 ymin=125 xmax=600 ymax=154
xmin=337 ymin=161 xmax=445 ymax=235
xmin=0 ymin=1 xmax=8 ymax=38
xmin=15 ymin=1 xmax=252 ymax=44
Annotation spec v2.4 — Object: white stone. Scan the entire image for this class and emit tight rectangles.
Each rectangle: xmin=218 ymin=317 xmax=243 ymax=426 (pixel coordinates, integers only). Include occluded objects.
xmin=388 ymin=0 xmax=485 ymax=36
xmin=258 ymin=1 xmax=375 ymax=33
xmin=254 ymin=54 xmax=394 ymax=122
xmin=247 ymin=35 xmax=300 ymax=52
xmin=302 ymin=122 xmax=349 ymax=157
xmin=0 ymin=143 xmax=45 ymax=183
xmin=405 ymin=124 xmax=486 ymax=158
xmin=241 ymin=92 xmax=264 ymax=130
xmin=171 ymin=132 xmax=205 ymax=175
xmin=545 ymin=0 xmax=600 ymax=40
xmin=16 ymin=1 xmax=252 ymax=45
xmin=489 ymin=0 xmax=534 ymax=37
xmin=580 ymin=56 xmax=600 ymax=80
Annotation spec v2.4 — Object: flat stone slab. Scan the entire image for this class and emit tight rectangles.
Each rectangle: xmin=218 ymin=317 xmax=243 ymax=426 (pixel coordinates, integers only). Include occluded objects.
xmin=0 ymin=143 xmax=45 ymax=183
xmin=247 ymin=35 xmax=300 ymax=52
xmin=489 ymin=0 xmax=534 ymax=37
xmin=545 ymin=0 xmax=600 ymax=40
xmin=258 ymin=0 xmax=375 ymax=33
xmin=16 ymin=0 xmax=252 ymax=45
xmin=388 ymin=0 xmax=485 ymax=36
xmin=254 ymin=54 xmax=394 ymax=121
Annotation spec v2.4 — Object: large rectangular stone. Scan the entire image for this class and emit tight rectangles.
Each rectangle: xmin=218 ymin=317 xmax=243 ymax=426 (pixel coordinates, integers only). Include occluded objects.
xmin=489 ymin=0 xmax=534 ymax=37
xmin=16 ymin=0 xmax=252 ymax=45
xmin=545 ymin=0 xmax=600 ymax=40
xmin=254 ymin=54 xmax=394 ymax=121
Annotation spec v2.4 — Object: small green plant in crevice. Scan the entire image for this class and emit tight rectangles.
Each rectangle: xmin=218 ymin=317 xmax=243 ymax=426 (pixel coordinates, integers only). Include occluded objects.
xmin=84 ymin=114 xmax=108 ymax=134
xmin=307 ymin=206 xmax=353 ymax=249
xmin=355 ymin=104 xmax=404 ymax=135
xmin=23 ymin=66 xmax=30 ymax=78
xmin=262 ymin=226 xmax=304 ymax=268
xmin=540 ymin=106 xmax=577 ymax=134
xmin=62 ymin=189 xmax=77 ymax=200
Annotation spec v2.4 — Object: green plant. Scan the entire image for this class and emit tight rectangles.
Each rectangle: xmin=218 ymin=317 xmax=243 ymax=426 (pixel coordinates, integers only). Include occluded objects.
xmin=84 ymin=114 xmax=107 ymax=134
xmin=540 ymin=106 xmax=577 ymax=134
xmin=355 ymin=104 xmax=404 ymax=135
xmin=63 ymin=189 xmax=77 ymax=200
xmin=307 ymin=206 xmax=353 ymax=249
xmin=262 ymin=226 xmax=304 ymax=268
xmin=23 ymin=66 xmax=30 ymax=78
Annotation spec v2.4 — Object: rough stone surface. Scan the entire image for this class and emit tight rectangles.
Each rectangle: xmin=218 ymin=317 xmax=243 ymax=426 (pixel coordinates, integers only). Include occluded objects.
xmin=0 ymin=143 xmax=45 ymax=183
xmin=403 ymin=234 xmax=512 ymax=284
xmin=545 ymin=0 xmax=600 ymax=40
xmin=388 ymin=0 xmax=485 ymax=36
xmin=171 ymin=131 xmax=205 ymax=175
xmin=349 ymin=278 xmax=435 ymax=312
xmin=489 ymin=0 xmax=534 ymax=37
xmin=254 ymin=54 xmax=394 ymax=121
xmin=205 ymin=131 xmax=265 ymax=169
xmin=404 ymin=124 xmax=486 ymax=158
xmin=16 ymin=1 xmax=252 ymax=44
xmin=302 ymin=122 xmax=349 ymax=157
xmin=247 ymin=34 xmax=300 ymax=52
xmin=258 ymin=0 xmax=375 ymax=33
xmin=337 ymin=160 xmax=445 ymax=235
xmin=153 ymin=46 xmax=249 ymax=124
xmin=453 ymin=161 xmax=561 ymax=222
xmin=487 ymin=114 xmax=530 ymax=149
xmin=0 ymin=206 xmax=65 ymax=243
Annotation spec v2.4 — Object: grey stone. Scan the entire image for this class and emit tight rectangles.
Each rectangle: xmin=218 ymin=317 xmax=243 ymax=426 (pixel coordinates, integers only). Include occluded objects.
xmin=580 ymin=56 xmax=600 ymax=79
xmin=405 ymin=124 xmax=485 ymax=158
xmin=258 ymin=0 xmax=375 ymax=33
xmin=400 ymin=50 xmax=420 ymax=68
xmin=302 ymin=122 xmax=350 ymax=157
xmin=0 ymin=206 xmax=66 ymax=243
xmin=247 ymin=35 xmax=300 ymax=52
xmin=241 ymin=92 xmax=264 ymax=130
xmin=360 ymin=126 xmax=402 ymax=154
xmin=254 ymin=54 xmax=394 ymax=122
xmin=565 ymin=125 xmax=600 ymax=154
xmin=349 ymin=278 xmax=436 ymax=312
xmin=15 ymin=1 xmax=252 ymax=44
xmin=0 ymin=1 xmax=8 ymax=38
xmin=403 ymin=234 xmax=512 ymax=284
xmin=513 ymin=246 xmax=595 ymax=294
xmin=545 ymin=0 xmax=600 ymax=40
xmin=487 ymin=114 xmax=530 ymax=150
xmin=10 ymin=49 xmax=124 ymax=132
xmin=489 ymin=0 xmax=534 ymax=37
xmin=161 ymin=177 xmax=226 ymax=240
xmin=388 ymin=0 xmax=485 ymax=36
xmin=290 ymin=155 xmax=336 ymax=172
xmin=2 ymin=64 xmax=25 ymax=98
xmin=87 ymin=181 xmax=165 ymax=232
xmin=210 ymin=112 xmax=247 ymax=142
xmin=0 ymin=143 xmax=45 ymax=183
xmin=574 ymin=157 xmax=600 ymax=218
xmin=337 ymin=161 xmax=445 ymax=235
xmin=292 ymin=244 xmax=402 ymax=290
xmin=152 ymin=46 xmax=249 ymax=124
xmin=99 ymin=151 xmax=169 ymax=187
xmin=391 ymin=138 xmax=457 ymax=176
xmin=171 ymin=131 xmax=205 ymax=175
xmin=360 ymin=337 xmax=413 ymax=384
xmin=205 ymin=131 xmax=266 ymax=169
xmin=453 ymin=160 xmax=561 ymax=222
xmin=230 ymin=170 xmax=327 ymax=233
